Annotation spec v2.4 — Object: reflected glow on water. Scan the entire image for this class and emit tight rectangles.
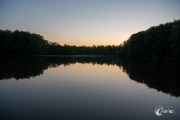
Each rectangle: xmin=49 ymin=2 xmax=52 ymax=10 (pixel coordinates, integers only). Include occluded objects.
xmin=0 ymin=58 xmax=180 ymax=120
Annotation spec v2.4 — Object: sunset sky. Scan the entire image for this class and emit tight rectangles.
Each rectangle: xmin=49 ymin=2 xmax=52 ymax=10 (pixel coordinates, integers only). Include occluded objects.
xmin=1 ymin=0 xmax=180 ymax=46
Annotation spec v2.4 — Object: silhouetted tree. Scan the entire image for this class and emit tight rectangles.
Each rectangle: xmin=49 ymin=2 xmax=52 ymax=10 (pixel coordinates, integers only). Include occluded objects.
xmin=1 ymin=20 xmax=179 ymax=58
xmin=0 ymin=29 xmax=120 ymax=55
xmin=120 ymin=20 xmax=180 ymax=61
xmin=0 ymin=30 xmax=48 ymax=55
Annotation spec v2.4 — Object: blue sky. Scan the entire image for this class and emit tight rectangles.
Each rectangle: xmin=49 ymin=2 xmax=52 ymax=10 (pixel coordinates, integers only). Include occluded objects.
xmin=1 ymin=0 xmax=180 ymax=46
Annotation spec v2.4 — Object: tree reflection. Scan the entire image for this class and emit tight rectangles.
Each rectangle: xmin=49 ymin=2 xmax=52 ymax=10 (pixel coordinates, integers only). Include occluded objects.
xmin=0 ymin=56 xmax=49 ymax=80
xmin=118 ymin=59 xmax=180 ymax=97
xmin=0 ymin=56 xmax=179 ymax=97
xmin=0 ymin=56 xmax=116 ymax=80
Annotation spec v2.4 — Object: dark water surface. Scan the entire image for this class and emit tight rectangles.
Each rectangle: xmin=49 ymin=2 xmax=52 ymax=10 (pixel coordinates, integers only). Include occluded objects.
xmin=0 ymin=56 xmax=180 ymax=120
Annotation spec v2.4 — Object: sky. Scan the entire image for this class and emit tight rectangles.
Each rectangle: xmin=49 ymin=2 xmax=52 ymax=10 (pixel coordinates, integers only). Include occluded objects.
xmin=0 ymin=0 xmax=180 ymax=46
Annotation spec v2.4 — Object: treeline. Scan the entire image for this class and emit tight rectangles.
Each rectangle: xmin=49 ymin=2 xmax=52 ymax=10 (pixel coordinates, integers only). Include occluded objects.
xmin=1 ymin=20 xmax=180 ymax=60
xmin=0 ymin=30 xmax=119 ymax=55
xmin=48 ymin=43 xmax=119 ymax=55
xmin=0 ymin=30 xmax=48 ymax=55
xmin=119 ymin=20 xmax=180 ymax=61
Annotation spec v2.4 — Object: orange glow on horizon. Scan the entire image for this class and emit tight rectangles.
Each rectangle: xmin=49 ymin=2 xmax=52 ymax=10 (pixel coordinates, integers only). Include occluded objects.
xmin=44 ymin=34 xmax=130 ymax=46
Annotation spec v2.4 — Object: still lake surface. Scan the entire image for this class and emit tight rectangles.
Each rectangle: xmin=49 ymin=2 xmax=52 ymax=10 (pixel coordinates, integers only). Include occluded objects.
xmin=0 ymin=56 xmax=180 ymax=120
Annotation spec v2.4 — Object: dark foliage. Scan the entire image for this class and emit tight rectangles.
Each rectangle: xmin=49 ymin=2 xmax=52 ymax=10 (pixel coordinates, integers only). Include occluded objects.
xmin=1 ymin=20 xmax=180 ymax=60
xmin=119 ymin=20 xmax=180 ymax=61
xmin=0 ymin=30 xmax=119 ymax=55
xmin=0 ymin=30 xmax=49 ymax=55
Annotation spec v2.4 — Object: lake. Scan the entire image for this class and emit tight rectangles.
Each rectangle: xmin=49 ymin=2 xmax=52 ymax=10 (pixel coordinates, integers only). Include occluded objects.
xmin=0 ymin=56 xmax=180 ymax=120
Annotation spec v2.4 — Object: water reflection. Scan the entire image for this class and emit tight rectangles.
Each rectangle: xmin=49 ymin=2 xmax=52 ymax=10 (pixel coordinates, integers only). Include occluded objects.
xmin=118 ymin=59 xmax=180 ymax=97
xmin=0 ymin=56 xmax=116 ymax=80
xmin=0 ymin=56 xmax=49 ymax=80
xmin=0 ymin=56 xmax=179 ymax=97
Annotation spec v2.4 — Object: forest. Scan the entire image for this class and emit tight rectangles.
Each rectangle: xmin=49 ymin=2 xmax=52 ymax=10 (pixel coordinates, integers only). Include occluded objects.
xmin=119 ymin=20 xmax=180 ymax=61
xmin=0 ymin=30 xmax=119 ymax=56
xmin=0 ymin=20 xmax=180 ymax=61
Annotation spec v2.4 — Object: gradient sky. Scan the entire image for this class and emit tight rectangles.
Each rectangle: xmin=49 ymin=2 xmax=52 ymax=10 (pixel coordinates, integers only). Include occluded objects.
xmin=0 ymin=0 xmax=180 ymax=46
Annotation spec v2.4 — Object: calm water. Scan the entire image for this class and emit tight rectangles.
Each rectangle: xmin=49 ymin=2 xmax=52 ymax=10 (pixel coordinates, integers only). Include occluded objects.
xmin=0 ymin=56 xmax=180 ymax=120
